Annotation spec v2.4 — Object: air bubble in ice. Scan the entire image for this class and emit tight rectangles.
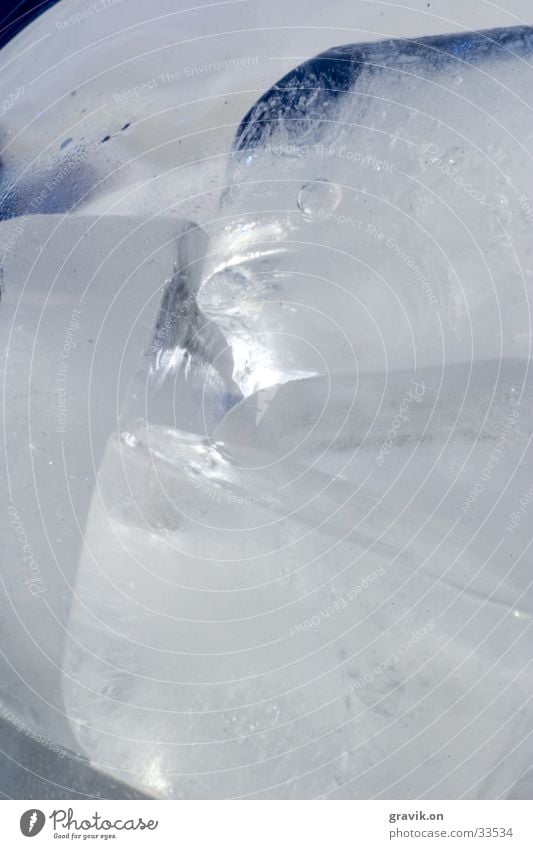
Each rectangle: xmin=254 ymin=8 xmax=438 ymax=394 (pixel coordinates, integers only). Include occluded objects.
xmin=297 ymin=178 xmax=342 ymax=221
xmin=490 ymin=193 xmax=508 ymax=209
xmin=445 ymin=146 xmax=464 ymax=166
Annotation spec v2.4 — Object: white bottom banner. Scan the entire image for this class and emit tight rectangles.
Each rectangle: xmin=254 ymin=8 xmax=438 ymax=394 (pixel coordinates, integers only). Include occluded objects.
xmin=1 ymin=801 xmax=532 ymax=847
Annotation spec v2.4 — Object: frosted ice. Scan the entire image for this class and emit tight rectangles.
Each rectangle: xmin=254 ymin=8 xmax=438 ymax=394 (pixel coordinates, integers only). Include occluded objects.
xmin=62 ymin=27 xmax=533 ymax=798
xmin=64 ymin=371 xmax=532 ymax=799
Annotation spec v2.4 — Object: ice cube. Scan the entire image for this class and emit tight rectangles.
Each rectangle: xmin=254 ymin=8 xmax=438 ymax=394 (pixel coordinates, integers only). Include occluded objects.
xmin=63 ymin=27 xmax=533 ymax=798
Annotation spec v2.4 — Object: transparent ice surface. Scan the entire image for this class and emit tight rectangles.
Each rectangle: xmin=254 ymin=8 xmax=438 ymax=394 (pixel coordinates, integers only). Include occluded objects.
xmin=62 ymin=27 xmax=533 ymax=798
xmin=0 ymin=213 xmax=205 ymax=757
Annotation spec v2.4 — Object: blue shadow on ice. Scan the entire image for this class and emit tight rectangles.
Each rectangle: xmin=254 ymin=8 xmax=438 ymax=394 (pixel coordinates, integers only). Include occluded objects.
xmin=234 ymin=25 xmax=533 ymax=153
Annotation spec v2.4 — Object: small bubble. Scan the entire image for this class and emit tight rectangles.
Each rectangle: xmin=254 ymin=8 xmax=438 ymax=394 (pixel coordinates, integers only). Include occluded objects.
xmin=445 ymin=146 xmax=463 ymax=166
xmin=298 ymin=178 xmax=342 ymax=221
xmin=452 ymin=74 xmax=463 ymax=86
xmin=490 ymin=193 xmax=508 ymax=208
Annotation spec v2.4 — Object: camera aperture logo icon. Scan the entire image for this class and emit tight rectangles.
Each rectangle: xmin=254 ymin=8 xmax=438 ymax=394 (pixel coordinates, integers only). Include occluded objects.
xmin=20 ymin=809 xmax=46 ymax=837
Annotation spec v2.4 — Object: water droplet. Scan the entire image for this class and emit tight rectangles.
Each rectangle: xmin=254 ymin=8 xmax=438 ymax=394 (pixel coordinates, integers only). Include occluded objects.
xmin=298 ymin=178 xmax=342 ymax=221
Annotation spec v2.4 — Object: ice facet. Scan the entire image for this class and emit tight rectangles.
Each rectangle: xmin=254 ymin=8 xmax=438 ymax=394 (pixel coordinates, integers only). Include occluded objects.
xmin=61 ymin=27 xmax=533 ymax=798
xmin=0 ymin=214 xmax=204 ymax=752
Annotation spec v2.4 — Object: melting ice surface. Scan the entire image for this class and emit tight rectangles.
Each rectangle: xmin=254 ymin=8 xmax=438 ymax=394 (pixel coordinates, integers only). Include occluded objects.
xmin=64 ymin=28 xmax=533 ymax=798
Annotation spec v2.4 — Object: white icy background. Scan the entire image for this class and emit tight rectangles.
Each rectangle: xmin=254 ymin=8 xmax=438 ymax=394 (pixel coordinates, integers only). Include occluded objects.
xmin=0 ymin=0 xmax=532 ymax=797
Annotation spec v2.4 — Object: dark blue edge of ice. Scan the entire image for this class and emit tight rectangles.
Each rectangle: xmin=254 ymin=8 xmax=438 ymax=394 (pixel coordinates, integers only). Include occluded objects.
xmin=1 ymin=25 xmax=532 ymax=221
xmin=233 ymin=25 xmax=533 ymax=153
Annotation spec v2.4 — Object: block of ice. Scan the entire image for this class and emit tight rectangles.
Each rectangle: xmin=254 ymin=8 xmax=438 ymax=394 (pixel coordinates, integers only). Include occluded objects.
xmin=63 ymin=27 xmax=533 ymax=798
xmin=0 ymin=214 xmax=205 ymax=753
